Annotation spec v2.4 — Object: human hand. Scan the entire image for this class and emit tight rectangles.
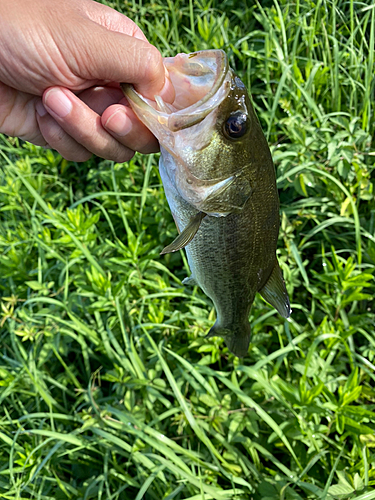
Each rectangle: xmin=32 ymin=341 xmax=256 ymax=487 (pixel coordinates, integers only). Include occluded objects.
xmin=0 ymin=0 xmax=174 ymax=162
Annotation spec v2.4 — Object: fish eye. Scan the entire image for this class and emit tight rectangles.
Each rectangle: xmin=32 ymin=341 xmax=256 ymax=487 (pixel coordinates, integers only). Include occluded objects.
xmin=224 ymin=111 xmax=248 ymax=140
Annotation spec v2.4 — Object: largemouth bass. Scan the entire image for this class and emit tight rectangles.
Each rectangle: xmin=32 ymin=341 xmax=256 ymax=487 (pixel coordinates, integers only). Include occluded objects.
xmin=121 ymin=50 xmax=291 ymax=357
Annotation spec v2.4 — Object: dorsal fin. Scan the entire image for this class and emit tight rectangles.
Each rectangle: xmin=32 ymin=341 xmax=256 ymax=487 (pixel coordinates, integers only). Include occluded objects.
xmin=259 ymin=261 xmax=291 ymax=318
xmin=160 ymin=211 xmax=206 ymax=255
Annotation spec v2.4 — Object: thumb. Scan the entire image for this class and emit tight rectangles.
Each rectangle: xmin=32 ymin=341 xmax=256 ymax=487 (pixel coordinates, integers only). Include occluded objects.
xmin=69 ymin=12 xmax=174 ymax=102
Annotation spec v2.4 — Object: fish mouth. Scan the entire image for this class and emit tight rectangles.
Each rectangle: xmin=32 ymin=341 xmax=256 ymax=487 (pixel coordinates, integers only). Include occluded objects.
xmin=121 ymin=50 xmax=230 ymax=133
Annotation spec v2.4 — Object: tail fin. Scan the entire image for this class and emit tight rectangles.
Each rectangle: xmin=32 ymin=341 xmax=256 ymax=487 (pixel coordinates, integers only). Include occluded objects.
xmin=207 ymin=321 xmax=251 ymax=358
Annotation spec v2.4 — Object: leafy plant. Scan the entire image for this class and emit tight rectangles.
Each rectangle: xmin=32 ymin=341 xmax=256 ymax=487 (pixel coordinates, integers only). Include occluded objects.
xmin=0 ymin=0 xmax=374 ymax=498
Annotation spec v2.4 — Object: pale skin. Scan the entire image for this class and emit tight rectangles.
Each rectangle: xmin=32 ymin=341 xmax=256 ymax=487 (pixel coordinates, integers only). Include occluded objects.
xmin=0 ymin=0 xmax=175 ymax=162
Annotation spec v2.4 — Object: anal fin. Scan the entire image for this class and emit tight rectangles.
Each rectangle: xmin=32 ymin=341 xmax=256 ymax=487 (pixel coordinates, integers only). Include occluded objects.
xmin=259 ymin=261 xmax=291 ymax=318
xmin=160 ymin=211 xmax=206 ymax=255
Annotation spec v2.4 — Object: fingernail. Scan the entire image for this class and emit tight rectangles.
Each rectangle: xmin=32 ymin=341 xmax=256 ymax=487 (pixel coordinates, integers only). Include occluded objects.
xmin=44 ymin=88 xmax=72 ymax=118
xmin=104 ymin=108 xmax=132 ymax=136
xmin=35 ymin=100 xmax=47 ymax=117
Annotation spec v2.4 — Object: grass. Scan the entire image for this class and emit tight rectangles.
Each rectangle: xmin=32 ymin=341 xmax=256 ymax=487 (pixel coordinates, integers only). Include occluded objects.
xmin=1 ymin=0 xmax=375 ymax=498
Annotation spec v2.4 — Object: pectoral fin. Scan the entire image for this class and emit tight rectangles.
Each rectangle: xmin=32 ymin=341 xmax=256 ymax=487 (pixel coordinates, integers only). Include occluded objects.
xmin=182 ymin=276 xmax=198 ymax=286
xmin=259 ymin=261 xmax=291 ymax=318
xmin=195 ymin=172 xmax=252 ymax=215
xmin=160 ymin=211 xmax=206 ymax=255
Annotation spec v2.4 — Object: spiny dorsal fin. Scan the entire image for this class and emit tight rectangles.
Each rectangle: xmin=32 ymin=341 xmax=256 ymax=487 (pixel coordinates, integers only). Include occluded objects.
xmin=160 ymin=211 xmax=206 ymax=255
xmin=259 ymin=261 xmax=291 ymax=318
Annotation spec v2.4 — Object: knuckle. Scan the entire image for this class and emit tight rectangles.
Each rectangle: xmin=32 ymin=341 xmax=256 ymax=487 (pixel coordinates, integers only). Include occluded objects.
xmin=75 ymin=127 xmax=93 ymax=145
xmin=44 ymin=122 xmax=66 ymax=145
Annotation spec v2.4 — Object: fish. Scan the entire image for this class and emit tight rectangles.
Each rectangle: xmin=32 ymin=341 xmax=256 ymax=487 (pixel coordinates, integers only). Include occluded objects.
xmin=121 ymin=49 xmax=291 ymax=357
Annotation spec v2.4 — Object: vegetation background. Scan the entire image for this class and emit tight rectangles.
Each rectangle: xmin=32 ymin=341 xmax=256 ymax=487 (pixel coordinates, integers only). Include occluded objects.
xmin=1 ymin=0 xmax=374 ymax=498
